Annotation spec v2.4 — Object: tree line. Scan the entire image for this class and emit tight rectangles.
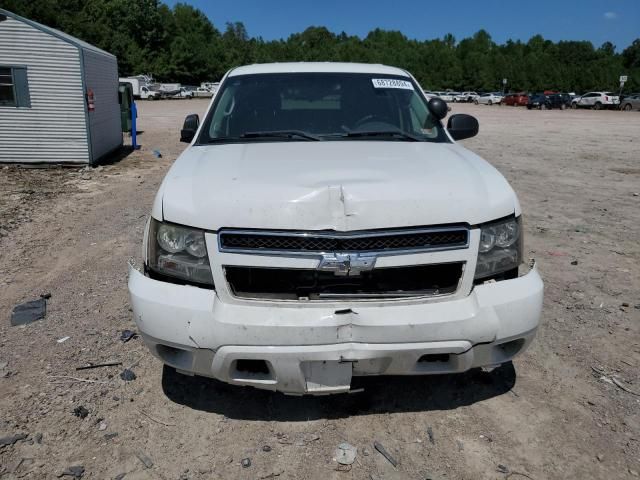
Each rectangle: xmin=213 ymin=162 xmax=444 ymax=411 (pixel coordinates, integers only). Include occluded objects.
xmin=4 ymin=0 xmax=640 ymax=92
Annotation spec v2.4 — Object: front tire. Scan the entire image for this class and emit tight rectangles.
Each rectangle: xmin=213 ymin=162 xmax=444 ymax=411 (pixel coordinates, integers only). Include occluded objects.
xmin=474 ymin=100 xmax=479 ymax=105
xmin=572 ymin=102 xmax=577 ymax=109
xmin=488 ymin=100 xmax=493 ymax=106
xmin=623 ymin=103 xmax=632 ymax=111
xmin=594 ymin=102 xmax=602 ymax=110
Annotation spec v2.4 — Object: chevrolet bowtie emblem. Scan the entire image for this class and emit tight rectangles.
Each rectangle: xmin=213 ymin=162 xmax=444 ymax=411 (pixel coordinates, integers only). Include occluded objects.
xmin=317 ymin=253 xmax=377 ymax=276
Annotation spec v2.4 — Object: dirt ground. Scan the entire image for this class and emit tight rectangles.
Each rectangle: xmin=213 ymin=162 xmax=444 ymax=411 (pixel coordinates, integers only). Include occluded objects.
xmin=0 ymin=99 xmax=639 ymax=480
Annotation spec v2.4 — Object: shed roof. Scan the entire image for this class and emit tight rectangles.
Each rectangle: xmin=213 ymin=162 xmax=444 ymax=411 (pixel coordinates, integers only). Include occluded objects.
xmin=0 ymin=8 xmax=116 ymax=58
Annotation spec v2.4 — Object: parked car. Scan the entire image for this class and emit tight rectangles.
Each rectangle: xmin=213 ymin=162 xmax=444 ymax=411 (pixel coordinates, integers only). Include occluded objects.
xmin=128 ymin=62 xmax=543 ymax=395
xmin=438 ymin=91 xmax=456 ymax=102
xmin=571 ymin=92 xmax=620 ymax=110
xmin=619 ymin=94 xmax=640 ymax=111
xmin=545 ymin=93 xmax=571 ymax=109
xmin=173 ymin=87 xmax=194 ymax=99
xmin=449 ymin=92 xmax=462 ymax=102
xmin=503 ymin=93 xmax=528 ymax=106
xmin=193 ymin=87 xmax=213 ymax=98
xmin=526 ymin=93 xmax=547 ymax=110
xmin=460 ymin=91 xmax=479 ymax=102
xmin=475 ymin=92 xmax=502 ymax=105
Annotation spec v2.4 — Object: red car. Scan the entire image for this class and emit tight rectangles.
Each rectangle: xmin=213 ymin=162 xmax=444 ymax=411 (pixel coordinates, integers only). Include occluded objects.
xmin=503 ymin=92 xmax=529 ymax=106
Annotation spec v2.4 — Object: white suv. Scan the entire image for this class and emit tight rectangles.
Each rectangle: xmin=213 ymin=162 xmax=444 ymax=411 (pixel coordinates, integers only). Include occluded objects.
xmin=129 ymin=63 xmax=543 ymax=395
xmin=571 ymin=92 xmax=620 ymax=110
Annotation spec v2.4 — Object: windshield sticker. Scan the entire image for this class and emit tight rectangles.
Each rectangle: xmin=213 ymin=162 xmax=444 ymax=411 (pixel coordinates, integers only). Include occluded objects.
xmin=372 ymin=78 xmax=414 ymax=90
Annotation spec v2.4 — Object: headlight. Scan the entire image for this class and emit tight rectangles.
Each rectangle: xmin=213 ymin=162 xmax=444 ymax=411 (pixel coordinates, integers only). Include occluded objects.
xmin=474 ymin=216 xmax=523 ymax=280
xmin=147 ymin=218 xmax=214 ymax=286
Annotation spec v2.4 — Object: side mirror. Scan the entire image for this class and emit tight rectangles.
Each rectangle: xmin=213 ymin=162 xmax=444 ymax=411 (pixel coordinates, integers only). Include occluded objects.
xmin=427 ymin=97 xmax=448 ymax=120
xmin=447 ymin=114 xmax=479 ymax=141
xmin=180 ymin=114 xmax=199 ymax=143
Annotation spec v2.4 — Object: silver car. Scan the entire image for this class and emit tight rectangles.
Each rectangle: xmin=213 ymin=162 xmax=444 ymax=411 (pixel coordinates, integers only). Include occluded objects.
xmin=620 ymin=94 xmax=640 ymax=111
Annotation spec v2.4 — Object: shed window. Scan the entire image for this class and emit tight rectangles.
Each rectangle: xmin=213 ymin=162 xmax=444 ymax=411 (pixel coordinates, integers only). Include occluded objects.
xmin=0 ymin=66 xmax=31 ymax=108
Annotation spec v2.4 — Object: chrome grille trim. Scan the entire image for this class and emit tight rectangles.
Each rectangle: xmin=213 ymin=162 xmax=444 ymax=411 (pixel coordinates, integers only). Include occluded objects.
xmin=218 ymin=227 xmax=469 ymax=256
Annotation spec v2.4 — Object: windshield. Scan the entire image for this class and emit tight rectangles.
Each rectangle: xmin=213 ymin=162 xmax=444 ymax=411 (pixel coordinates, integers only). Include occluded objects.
xmin=197 ymin=73 xmax=448 ymax=144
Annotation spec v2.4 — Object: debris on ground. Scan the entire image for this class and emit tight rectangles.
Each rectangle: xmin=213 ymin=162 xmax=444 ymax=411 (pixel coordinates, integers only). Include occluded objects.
xmin=570 ymin=260 xmax=578 ymax=266
xmin=611 ymin=377 xmax=640 ymax=396
xmin=120 ymin=329 xmax=137 ymax=342
xmin=73 ymin=406 xmax=89 ymax=419
xmin=373 ymin=441 xmax=397 ymax=467
xmin=241 ymin=457 xmax=252 ymax=468
xmin=59 ymin=465 xmax=85 ymax=478
xmin=262 ymin=445 xmax=272 ymax=452
xmin=136 ymin=451 xmax=154 ymax=468
xmin=34 ymin=432 xmax=43 ymax=444
xmin=120 ymin=368 xmax=136 ymax=381
xmin=40 ymin=292 xmax=52 ymax=299
xmin=98 ymin=422 xmax=107 ymax=431
xmin=362 ymin=446 xmax=371 ymax=456
xmin=334 ymin=442 xmax=357 ymax=465
xmin=0 ymin=361 xmax=11 ymax=378
xmin=75 ymin=361 xmax=122 ymax=371
xmin=427 ymin=426 xmax=435 ymax=444
xmin=293 ymin=432 xmax=320 ymax=446
xmin=10 ymin=298 xmax=47 ymax=326
xmin=0 ymin=433 xmax=27 ymax=446
xmin=57 ymin=336 xmax=70 ymax=343
xmin=104 ymin=432 xmax=118 ymax=440
xmin=497 ymin=464 xmax=509 ymax=473
xmin=152 ymin=150 xmax=162 ymax=158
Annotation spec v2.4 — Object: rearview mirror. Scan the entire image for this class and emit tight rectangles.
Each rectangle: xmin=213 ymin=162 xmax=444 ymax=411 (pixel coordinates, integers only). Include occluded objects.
xmin=180 ymin=114 xmax=200 ymax=143
xmin=447 ymin=114 xmax=479 ymax=141
xmin=427 ymin=97 xmax=448 ymax=120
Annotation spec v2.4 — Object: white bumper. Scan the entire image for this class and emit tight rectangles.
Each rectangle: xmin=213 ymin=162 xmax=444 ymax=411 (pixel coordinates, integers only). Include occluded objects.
xmin=128 ymin=264 xmax=543 ymax=395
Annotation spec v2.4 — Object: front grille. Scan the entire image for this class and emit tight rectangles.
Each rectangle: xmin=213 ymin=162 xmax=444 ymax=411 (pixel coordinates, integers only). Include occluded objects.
xmin=219 ymin=228 xmax=468 ymax=254
xmin=224 ymin=263 xmax=464 ymax=300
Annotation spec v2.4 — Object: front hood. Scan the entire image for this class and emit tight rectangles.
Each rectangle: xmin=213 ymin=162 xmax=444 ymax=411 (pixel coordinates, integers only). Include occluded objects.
xmin=159 ymin=141 xmax=518 ymax=231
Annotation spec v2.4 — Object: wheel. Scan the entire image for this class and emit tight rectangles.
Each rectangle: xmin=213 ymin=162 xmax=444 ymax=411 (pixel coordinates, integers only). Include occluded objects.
xmin=560 ymin=103 xmax=566 ymax=110
xmin=571 ymin=102 xmax=577 ymax=109
xmin=474 ymin=100 xmax=479 ymax=105
xmin=538 ymin=104 xmax=543 ymax=110
xmin=594 ymin=102 xmax=602 ymax=110
xmin=527 ymin=105 xmax=531 ymax=110
xmin=488 ymin=100 xmax=492 ymax=106
xmin=623 ymin=103 xmax=632 ymax=111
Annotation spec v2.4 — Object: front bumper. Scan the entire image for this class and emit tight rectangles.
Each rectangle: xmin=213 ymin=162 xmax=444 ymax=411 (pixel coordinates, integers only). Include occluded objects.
xmin=128 ymin=263 xmax=543 ymax=395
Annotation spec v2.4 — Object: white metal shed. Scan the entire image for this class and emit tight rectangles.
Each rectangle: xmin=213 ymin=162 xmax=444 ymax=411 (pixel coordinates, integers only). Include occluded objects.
xmin=0 ymin=8 xmax=122 ymax=165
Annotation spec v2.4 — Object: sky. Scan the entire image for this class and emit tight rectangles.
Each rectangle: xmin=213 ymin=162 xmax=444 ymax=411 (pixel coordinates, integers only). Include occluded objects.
xmin=164 ymin=0 xmax=640 ymax=51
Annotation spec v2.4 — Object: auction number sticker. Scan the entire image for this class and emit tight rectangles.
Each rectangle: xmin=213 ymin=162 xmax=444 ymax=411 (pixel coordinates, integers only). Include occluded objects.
xmin=372 ymin=78 xmax=414 ymax=90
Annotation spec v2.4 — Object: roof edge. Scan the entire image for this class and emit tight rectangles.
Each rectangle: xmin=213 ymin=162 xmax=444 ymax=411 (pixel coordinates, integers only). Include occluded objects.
xmin=0 ymin=8 xmax=116 ymax=59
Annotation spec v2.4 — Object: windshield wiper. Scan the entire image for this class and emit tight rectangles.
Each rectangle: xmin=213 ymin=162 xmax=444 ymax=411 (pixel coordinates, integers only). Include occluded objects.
xmin=336 ymin=130 xmax=423 ymax=142
xmin=240 ymin=130 xmax=320 ymax=141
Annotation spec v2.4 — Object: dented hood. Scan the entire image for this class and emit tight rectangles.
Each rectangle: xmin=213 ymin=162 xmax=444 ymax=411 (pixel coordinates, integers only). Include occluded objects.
xmin=159 ymin=141 xmax=518 ymax=231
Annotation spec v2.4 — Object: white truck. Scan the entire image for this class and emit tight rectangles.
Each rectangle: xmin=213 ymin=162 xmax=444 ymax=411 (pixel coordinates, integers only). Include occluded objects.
xmin=129 ymin=62 xmax=543 ymax=395
xmin=119 ymin=76 xmax=161 ymax=100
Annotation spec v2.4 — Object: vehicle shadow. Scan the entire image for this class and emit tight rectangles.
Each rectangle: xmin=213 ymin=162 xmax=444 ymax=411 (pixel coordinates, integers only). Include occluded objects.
xmin=161 ymin=362 xmax=516 ymax=421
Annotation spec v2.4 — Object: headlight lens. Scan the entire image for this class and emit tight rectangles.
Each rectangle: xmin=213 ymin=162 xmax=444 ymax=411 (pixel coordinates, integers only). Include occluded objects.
xmin=147 ymin=219 xmax=214 ymax=286
xmin=474 ymin=216 xmax=522 ymax=280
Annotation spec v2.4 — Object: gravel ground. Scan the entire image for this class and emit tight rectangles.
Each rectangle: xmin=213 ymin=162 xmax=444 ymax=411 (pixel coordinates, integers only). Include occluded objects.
xmin=0 ymin=99 xmax=639 ymax=480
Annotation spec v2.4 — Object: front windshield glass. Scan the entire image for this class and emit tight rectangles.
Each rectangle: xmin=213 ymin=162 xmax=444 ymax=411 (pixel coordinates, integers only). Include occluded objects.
xmin=197 ymin=73 xmax=448 ymax=144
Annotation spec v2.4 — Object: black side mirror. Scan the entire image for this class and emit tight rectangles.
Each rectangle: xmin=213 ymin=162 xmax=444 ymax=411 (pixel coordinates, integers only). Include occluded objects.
xmin=447 ymin=114 xmax=479 ymax=141
xmin=180 ymin=114 xmax=200 ymax=143
xmin=427 ymin=97 xmax=448 ymax=120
